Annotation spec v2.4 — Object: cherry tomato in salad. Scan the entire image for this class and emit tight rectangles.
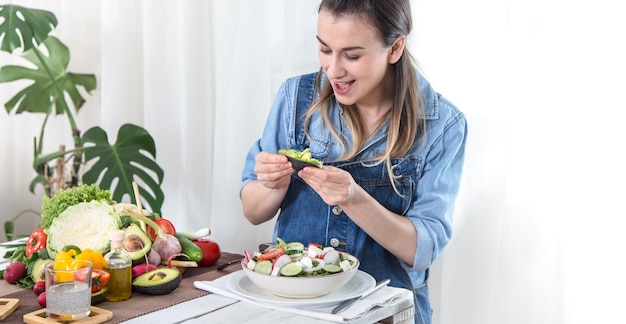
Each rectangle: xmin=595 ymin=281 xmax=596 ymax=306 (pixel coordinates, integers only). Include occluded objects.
xmin=146 ymin=218 xmax=176 ymax=242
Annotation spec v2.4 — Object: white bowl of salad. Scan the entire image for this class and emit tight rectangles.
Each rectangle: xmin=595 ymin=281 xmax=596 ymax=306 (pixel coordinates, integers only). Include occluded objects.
xmin=241 ymin=238 xmax=360 ymax=298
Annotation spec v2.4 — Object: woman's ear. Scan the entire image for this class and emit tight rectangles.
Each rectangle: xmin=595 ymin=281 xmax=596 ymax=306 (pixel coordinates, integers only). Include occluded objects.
xmin=388 ymin=35 xmax=406 ymax=64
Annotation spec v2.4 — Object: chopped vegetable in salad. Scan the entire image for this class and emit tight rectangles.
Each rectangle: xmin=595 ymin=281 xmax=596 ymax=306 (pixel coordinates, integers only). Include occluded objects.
xmin=244 ymin=238 xmax=356 ymax=277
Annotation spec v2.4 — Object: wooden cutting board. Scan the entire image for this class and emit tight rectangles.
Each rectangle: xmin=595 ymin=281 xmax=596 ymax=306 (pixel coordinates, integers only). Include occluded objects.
xmin=23 ymin=306 xmax=113 ymax=324
xmin=0 ymin=298 xmax=19 ymax=321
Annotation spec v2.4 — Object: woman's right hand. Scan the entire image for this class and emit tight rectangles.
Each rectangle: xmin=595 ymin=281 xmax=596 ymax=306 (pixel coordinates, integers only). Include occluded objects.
xmin=254 ymin=151 xmax=294 ymax=189
xmin=241 ymin=152 xmax=294 ymax=225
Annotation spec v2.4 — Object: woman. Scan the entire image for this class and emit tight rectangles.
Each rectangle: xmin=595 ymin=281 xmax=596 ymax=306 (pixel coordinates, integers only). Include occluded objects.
xmin=240 ymin=0 xmax=467 ymax=322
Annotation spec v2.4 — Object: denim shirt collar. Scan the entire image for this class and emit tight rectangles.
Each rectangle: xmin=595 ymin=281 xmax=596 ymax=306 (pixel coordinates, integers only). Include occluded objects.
xmin=416 ymin=70 xmax=439 ymax=120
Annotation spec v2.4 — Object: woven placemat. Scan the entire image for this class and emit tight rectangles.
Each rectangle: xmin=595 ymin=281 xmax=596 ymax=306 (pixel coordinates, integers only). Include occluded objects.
xmin=0 ymin=253 xmax=243 ymax=324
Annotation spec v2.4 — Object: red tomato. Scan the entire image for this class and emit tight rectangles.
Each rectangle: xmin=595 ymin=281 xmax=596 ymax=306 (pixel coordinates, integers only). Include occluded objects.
xmin=91 ymin=269 xmax=110 ymax=293
xmin=192 ymin=239 xmax=221 ymax=267
xmin=74 ymin=269 xmax=110 ymax=293
xmin=146 ymin=218 xmax=177 ymax=242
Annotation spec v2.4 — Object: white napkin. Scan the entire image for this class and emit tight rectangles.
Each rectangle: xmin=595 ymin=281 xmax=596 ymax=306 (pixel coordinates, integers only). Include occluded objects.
xmin=193 ymin=271 xmax=412 ymax=323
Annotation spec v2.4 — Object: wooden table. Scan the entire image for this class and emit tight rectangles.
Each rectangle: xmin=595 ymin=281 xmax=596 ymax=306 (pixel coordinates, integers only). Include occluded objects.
xmin=1 ymin=241 xmax=414 ymax=323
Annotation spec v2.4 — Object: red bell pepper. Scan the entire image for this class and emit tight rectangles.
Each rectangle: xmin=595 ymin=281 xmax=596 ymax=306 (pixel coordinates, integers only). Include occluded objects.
xmin=25 ymin=227 xmax=47 ymax=258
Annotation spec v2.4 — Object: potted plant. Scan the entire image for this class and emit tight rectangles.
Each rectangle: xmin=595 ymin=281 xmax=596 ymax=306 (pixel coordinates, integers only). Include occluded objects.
xmin=0 ymin=4 xmax=165 ymax=237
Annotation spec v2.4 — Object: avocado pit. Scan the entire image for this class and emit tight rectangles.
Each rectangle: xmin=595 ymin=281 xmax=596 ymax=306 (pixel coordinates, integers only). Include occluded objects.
xmin=124 ymin=234 xmax=146 ymax=252
xmin=122 ymin=223 xmax=152 ymax=264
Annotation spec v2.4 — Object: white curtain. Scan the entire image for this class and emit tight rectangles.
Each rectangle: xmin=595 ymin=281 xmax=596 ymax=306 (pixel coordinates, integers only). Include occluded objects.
xmin=1 ymin=1 xmax=624 ymax=323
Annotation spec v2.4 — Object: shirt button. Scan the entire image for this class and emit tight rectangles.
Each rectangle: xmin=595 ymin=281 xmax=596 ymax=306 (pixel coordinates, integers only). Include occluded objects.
xmin=330 ymin=238 xmax=340 ymax=247
xmin=332 ymin=206 xmax=342 ymax=215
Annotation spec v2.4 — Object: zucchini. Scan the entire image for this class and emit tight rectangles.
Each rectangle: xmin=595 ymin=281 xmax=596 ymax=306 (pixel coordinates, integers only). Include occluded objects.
xmin=175 ymin=233 xmax=203 ymax=262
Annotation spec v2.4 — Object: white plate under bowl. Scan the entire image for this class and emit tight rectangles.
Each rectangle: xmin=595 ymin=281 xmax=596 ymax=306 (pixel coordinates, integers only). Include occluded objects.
xmin=227 ymin=270 xmax=376 ymax=309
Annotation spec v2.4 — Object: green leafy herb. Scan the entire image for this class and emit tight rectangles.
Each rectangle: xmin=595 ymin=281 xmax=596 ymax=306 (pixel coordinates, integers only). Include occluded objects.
xmin=0 ymin=244 xmax=42 ymax=289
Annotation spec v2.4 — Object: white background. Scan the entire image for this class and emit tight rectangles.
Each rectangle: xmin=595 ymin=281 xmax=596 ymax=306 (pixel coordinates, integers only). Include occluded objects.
xmin=1 ymin=1 xmax=625 ymax=323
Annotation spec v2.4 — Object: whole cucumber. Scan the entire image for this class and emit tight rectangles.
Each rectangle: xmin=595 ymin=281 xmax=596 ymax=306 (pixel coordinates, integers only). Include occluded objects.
xmin=175 ymin=233 xmax=203 ymax=262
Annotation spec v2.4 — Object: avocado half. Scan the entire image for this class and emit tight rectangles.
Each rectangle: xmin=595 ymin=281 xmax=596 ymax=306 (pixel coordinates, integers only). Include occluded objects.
xmin=123 ymin=223 xmax=152 ymax=263
xmin=30 ymin=258 xmax=51 ymax=283
xmin=278 ymin=148 xmax=323 ymax=170
xmin=91 ymin=287 xmax=108 ymax=305
xmin=132 ymin=267 xmax=181 ymax=295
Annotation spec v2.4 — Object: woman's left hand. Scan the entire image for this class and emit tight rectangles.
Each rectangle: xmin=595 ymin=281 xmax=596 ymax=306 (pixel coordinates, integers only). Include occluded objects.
xmin=298 ymin=166 xmax=357 ymax=206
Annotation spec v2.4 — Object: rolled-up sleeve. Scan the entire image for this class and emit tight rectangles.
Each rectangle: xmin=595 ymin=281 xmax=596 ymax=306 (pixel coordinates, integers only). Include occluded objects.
xmin=405 ymin=100 xmax=467 ymax=271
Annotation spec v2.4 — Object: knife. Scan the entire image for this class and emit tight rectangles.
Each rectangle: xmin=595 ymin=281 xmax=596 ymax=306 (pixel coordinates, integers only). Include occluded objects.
xmin=216 ymin=258 xmax=243 ymax=270
xmin=331 ymin=278 xmax=391 ymax=314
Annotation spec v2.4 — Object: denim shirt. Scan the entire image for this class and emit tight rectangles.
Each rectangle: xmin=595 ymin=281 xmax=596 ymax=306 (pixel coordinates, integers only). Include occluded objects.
xmin=242 ymin=71 xmax=467 ymax=323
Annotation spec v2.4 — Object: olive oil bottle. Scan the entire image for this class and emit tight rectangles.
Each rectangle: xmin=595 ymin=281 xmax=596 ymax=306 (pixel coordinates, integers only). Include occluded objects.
xmin=104 ymin=230 xmax=132 ymax=301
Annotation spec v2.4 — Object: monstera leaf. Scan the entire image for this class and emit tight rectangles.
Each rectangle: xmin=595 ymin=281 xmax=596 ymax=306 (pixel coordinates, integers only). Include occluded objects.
xmin=0 ymin=36 xmax=96 ymax=115
xmin=1 ymin=4 xmax=166 ymax=209
xmin=0 ymin=5 xmax=57 ymax=53
xmin=81 ymin=124 xmax=165 ymax=213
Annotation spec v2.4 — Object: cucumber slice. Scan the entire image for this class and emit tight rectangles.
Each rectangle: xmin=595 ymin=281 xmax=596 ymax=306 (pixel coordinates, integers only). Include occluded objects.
xmin=288 ymin=253 xmax=303 ymax=261
xmin=253 ymin=260 xmax=273 ymax=275
xmin=286 ymin=242 xmax=305 ymax=251
xmin=323 ymin=264 xmax=342 ymax=274
xmin=279 ymin=262 xmax=304 ymax=277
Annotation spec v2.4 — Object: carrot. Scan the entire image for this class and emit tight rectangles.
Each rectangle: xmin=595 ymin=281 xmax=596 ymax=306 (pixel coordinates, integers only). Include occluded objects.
xmin=256 ymin=247 xmax=285 ymax=262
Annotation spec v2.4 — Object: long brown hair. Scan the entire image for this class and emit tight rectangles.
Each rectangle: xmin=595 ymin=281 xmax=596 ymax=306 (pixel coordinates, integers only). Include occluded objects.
xmin=305 ymin=0 xmax=426 ymax=188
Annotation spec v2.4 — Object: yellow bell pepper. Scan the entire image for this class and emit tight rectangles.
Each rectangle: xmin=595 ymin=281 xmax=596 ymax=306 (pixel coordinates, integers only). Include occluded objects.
xmin=76 ymin=249 xmax=106 ymax=270
xmin=54 ymin=246 xmax=80 ymax=270
xmin=55 ymin=249 xmax=78 ymax=261
xmin=53 ymin=246 xmax=83 ymax=281
xmin=52 ymin=245 xmax=105 ymax=283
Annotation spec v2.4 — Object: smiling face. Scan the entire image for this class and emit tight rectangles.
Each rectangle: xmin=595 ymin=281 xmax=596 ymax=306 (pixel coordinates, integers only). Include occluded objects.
xmin=317 ymin=10 xmax=405 ymax=110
